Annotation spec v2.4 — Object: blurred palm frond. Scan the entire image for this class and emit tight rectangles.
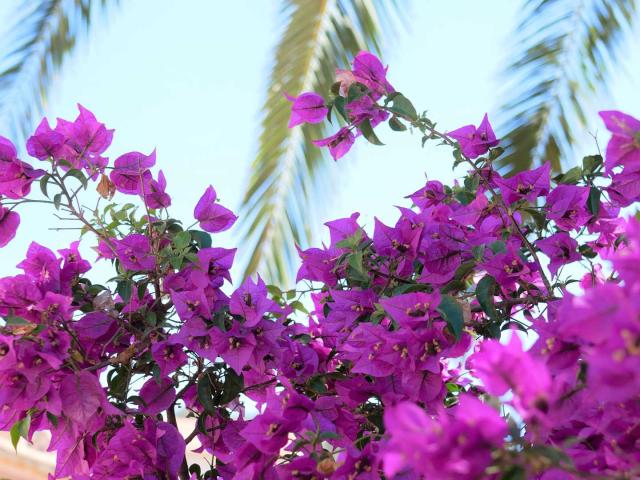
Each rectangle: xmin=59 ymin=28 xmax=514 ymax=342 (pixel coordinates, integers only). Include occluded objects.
xmin=0 ymin=0 xmax=112 ymax=142
xmin=498 ymin=0 xmax=638 ymax=174
xmin=237 ymin=0 xmax=403 ymax=285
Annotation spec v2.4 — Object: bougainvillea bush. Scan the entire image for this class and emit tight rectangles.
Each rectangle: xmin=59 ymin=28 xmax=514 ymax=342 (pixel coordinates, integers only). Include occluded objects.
xmin=1 ymin=52 xmax=640 ymax=480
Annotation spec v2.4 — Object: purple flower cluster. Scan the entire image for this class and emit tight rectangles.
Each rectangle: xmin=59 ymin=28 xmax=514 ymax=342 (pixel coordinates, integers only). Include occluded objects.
xmin=0 ymin=52 xmax=639 ymax=479
xmin=287 ymin=51 xmax=394 ymax=160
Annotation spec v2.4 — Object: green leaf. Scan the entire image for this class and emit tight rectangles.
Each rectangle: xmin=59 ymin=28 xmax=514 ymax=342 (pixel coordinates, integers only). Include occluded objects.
xmin=522 ymin=207 xmax=547 ymax=230
xmin=290 ymin=300 xmax=309 ymax=314
xmin=173 ymin=231 xmax=191 ymax=249
xmin=197 ymin=371 xmax=218 ymax=415
xmin=219 ymin=368 xmax=244 ymax=405
xmin=145 ymin=311 xmax=157 ymax=327
xmin=346 ymin=251 xmax=368 ymax=283
xmin=63 ymin=169 xmax=88 ymax=189
xmin=333 ymin=96 xmax=349 ymax=122
xmin=266 ymin=285 xmax=282 ymax=298
xmin=476 ymin=275 xmax=498 ymax=319
xmin=488 ymin=146 xmax=505 ymax=160
xmin=335 ymin=229 xmax=363 ymax=250
xmin=189 ymin=230 xmax=212 ymax=249
xmin=587 ymin=187 xmax=601 ymax=216
xmin=501 ymin=466 xmax=527 ymax=480
xmin=358 ymin=118 xmax=384 ymax=146
xmin=388 ymin=93 xmax=417 ymax=121
xmin=388 ymin=116 xmax=407 ymax=131
xmin=489 ymin=240 xmax=507 ymax=254
xmin=169 ymin=254 xmax=183 ymax=270
xmin=107 ymin=367 xmax=128 ymax=400
xmin=453 ymin=260 xmax=476 ymax=282
xmin=554 ymin=166 xmax=582 ymax=185
xmin=437 ymin=294 xmax=464 ymax=340
xmin=5 ymin=315 xmax=29 ymax=325
xmin=317 ymin=431 xmax=340 ymax=441
xmin=391 ymin=283 xmax=431 ymax=295
xmin=308 ymin=375 xmax=328 ymax=394
xmin=578 ymin=243 xmax=597 ymax=258
xmin=46 ymin=412 xmax=58 ymax=428
xmin=454 ymin=189 xmax=475 ymax=205
xmin=472 ymin=245 xmax=485 ymax=261
xmin=582 ymin=154 xmax=603 ymax=174
xmin=39 ymin=174 xmax=50 ymax=198
xmin=116 ymin=280 xmax=133 ymax=303
xmin=53 ymin=192 xmax=62 ymax=210
xmin=137 ymin=282 xmax=148 ymax=300
xmin=346 ymin=82 xmax=368 ymax=103
xmin=10 ymin=414 xmax=31 ymax=451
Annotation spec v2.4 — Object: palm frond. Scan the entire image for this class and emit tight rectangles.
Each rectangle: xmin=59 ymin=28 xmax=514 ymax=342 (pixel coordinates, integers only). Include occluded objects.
xmin=498 ymin=0 xmax=638 ymax=174
xmin=0 ymin=0 xmax=112 ymax=142
xmin=237 ymin=0 xmax=403 ymax=285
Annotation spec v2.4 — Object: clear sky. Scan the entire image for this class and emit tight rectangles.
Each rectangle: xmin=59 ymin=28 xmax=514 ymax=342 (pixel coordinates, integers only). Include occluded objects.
xmin=0 ymin=0 xmax=639 ymax=283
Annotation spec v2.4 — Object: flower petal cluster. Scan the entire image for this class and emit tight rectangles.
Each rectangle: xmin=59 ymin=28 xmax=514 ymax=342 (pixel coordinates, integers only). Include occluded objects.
xmin=0 ymin=66 xmax=639 ymax=480
xmin=447 ymin=114 xmax=500 ymax=159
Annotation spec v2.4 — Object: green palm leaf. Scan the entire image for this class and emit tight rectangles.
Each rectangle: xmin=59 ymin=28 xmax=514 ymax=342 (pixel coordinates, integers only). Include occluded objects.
xmin=238 ymin=0 xmax=403 ymax=285
xmin=0 ymin=0 xmax=111 ymax=142
xmin=498 ymin=0 xmax=638 ymax=174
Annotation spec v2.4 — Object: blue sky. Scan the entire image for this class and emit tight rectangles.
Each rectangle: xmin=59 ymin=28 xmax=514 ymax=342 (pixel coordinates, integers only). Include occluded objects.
xmin=0 ymin=0 xmax=639 ymax=283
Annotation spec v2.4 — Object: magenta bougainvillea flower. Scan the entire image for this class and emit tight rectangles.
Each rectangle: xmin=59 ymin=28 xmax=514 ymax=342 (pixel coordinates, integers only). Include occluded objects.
xmin=110 ymin=150 xmax=156 ymax=195
xmin=26 ymin=104 xmax=113 ymax=179
xmin=345 ymin=94 xmax=389 ymax=128
xmin=447 ymin=114 xmax=499 ymax=159
xmin=296 ymin=244 xmax=339 ymax=285
xmin=313 ymin=126 xmax=356 ymax=161
xmin=0 ymin=136 xmax=44 ymax=199
xmin=151 ymin=341 xmax=188 ymax=377
xmin=229 ymin=275 xmax=282 ymax=327
xmin=497 ymin=162 xmax=551 ymax=205
xmin=380 ymin=291 xmax=441 ymax=328
xmin=351 ymin=51 xmax=394 ymax=98
xmin=59 ymin=370 xmax=116 ymax=426
xmin=607 ymin=164 xmax=640 ymax=207
xmin=599 ymin=110 xmax=640 ymax=171
xmin=55 ymin=104 xmax=113 ymax=171
xmin=481 ymin=246 xmax=533 ymax=288
xmin=382 ymin=396 xmax=506 ymax=479
xmin=138 ymin=376 xmax=176 ymax=415
xmin=115 ymin=233 xmax=155 ymax=271
xmin=193 ymin=185 xmax=237 ymax=233
xmin=536 ymin=232 xmax=580 ymax=275
xmin=286 ymin=92 xmax=328 ymax=127
xmin=470 ymin=333 xmax=553 ymax=421
xmin=89 ymin=419 xmax=185 ymax=479
xmin=324 ymin=212 xmax=366 ymax=248
xmin=334 ymin=51 xmax=394 ymax=100
xmin=0 ymin=206 xmax=19 ymax=247
xmin=171 ymin=287 xmax=211 ymax=320
xmin=408 ymin=180 xmax=447 ymax=210
xmin=143 ymin=169 xmax=172 ymax=209
xmin=25 ymin=118 xmax=66 ymax=160
xmin=546 ymin=184 xmax=591 ymax=231
xmin=16 ymin=242 xmax=61 ymax=291
xmin=3 ymin=55 xmax=640 ymax=480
